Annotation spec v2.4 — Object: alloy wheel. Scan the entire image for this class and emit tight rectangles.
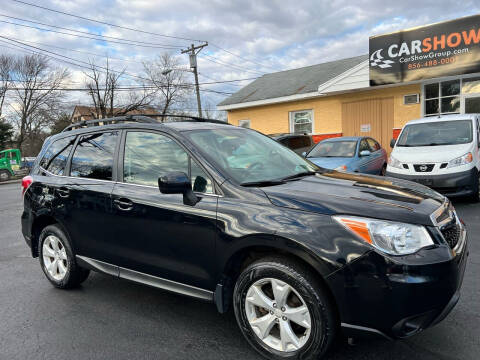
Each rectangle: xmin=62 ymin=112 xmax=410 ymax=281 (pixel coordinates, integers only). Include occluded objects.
xmin=42 ymin=235 xmax=69 ymax=281
xmin=244 ymin=278 xmax=312 ymax=352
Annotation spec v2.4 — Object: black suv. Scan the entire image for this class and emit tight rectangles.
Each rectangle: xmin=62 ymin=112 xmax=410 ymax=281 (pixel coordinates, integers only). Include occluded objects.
xmin=269 ymin=133 xmax=314 ymax=155
xmin=22 ymin=116 xmax=468 ymax=360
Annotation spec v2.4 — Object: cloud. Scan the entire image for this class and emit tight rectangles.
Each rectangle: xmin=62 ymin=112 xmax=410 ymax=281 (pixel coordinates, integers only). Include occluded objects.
xmin=0 ymin=0 xmax=478 ymax=109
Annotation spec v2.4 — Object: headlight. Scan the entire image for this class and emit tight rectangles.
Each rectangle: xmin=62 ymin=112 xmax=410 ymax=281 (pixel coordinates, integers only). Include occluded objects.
xmin=388 ymin=155 xmax=402 ymax=169
xmin=334 ymin=165 xmax=347 ymax=171
xmin=333 ymin=216 xmax=434 ymax=255
xmin=447 ymin=152 xmax=473 ymax=168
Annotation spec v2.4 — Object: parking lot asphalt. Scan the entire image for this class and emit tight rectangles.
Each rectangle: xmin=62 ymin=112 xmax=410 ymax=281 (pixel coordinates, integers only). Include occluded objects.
xmin=0 ymin=181 xmax=479 ymax=360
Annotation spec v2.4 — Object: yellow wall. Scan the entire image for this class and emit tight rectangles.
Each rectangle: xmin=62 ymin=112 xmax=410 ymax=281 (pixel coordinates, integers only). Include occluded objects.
xmin=227 ymin=84 xmax=421 ymax=134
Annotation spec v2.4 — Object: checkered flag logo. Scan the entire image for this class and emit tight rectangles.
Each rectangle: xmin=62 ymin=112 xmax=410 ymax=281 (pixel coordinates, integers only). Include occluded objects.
xmin=370 ymin=49 xmax=394 ymax=69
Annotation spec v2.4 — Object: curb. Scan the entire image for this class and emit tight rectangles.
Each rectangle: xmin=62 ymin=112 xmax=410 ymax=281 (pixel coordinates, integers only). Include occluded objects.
xmin=0 ymin=179 xmax=22 ymax=185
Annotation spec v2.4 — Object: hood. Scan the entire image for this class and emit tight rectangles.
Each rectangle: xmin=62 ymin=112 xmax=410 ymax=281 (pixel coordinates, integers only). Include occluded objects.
xmin=307 ymin=157 xmax=355 ymax=170
xmin=392 ymin=143 xmax=473 ymax=163
xmin=262 ymin=171 xmax=445 ymax=226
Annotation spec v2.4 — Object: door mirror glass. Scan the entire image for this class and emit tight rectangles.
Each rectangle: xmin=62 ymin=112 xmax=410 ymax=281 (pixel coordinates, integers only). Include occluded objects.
xmin=301 ymin=151 xmax=307 ymax=157
xmin=359 ymin=150 xmax=371 ymax=157
xmin=158 ymin=171 xmax=199 ymax=206
xmin=158 ymin=171 xmax=191 ymax=194
xmin=390 ymin=138 xmax=396 ymax=148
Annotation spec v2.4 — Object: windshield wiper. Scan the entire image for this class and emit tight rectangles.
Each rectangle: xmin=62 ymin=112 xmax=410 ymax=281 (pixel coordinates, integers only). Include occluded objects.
xmin=280 ymin=171 xmax=317 ymax=181
xmin=240 ymin=180 xmax=286 ymax=187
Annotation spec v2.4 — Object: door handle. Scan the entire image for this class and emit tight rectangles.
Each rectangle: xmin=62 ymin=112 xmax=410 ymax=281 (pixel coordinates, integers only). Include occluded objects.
xmin=56 ymin=187 xmax=70 ymax=198
xmin=114 ymin=198 xmax=133 ymax=211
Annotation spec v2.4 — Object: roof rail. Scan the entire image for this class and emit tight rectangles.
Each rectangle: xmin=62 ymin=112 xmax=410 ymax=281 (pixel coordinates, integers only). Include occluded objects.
xmin=63 ymin=113 xmax=229 ymax=132
xmin=62 ymin=114 xmax=158 ymax=132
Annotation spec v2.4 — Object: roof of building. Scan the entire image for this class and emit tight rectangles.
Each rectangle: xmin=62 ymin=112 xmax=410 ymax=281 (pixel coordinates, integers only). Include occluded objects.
xmin=218 ymin=55 xmax=368 ymax=107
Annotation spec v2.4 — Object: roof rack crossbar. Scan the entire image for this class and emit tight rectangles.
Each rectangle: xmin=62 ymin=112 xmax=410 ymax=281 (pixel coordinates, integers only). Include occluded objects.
xmin=62 ymin=113 xmax=229 ymax=132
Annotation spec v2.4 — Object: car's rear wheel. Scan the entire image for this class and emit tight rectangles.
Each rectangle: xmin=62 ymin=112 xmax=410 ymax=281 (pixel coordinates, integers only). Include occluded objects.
xmin=233 ymin=257 xmax=337 ymax=360
xmin=39 ymin=224 xmax=90 ymax=289
xmin=0 ymin=170 xmax=11 ymax=182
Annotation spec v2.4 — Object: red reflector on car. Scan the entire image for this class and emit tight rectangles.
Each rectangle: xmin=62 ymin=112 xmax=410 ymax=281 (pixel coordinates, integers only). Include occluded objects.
xmin=22 ymin=176 xmax=33 ymax=196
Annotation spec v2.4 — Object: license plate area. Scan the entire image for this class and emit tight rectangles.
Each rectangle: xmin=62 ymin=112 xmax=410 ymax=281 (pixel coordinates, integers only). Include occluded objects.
xmin=414 ymin=178 xmax=433 ymax=186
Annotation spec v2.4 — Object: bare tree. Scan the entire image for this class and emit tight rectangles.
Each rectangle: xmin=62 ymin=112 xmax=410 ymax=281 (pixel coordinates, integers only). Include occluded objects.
xmin=0 ymin=54 xmax=14 ymax=119
xmin=143 ymin=52 xmax=191 ymax=117
xmin=10 ymin=54 xmax=69 ymax=153
xmin=84 ymin=58 xmax=155 ymax=119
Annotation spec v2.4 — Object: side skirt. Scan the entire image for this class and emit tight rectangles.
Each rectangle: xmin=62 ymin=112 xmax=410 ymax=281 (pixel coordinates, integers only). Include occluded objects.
xmin=76 ymin=255 xmax=214 ymax=302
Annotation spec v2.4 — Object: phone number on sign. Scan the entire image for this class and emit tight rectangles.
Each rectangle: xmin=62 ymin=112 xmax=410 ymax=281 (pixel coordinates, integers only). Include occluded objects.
xmin=408 ymin=56 xmax=457 ymax=70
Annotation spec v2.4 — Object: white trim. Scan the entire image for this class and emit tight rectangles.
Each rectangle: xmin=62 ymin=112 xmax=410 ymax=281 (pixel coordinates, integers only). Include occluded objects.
xmin=217 ymin=91 xmax=321 ymax=111
xmin=289 ymin=109 xmax=314 ymax=134
xmin=317 ymin=60 xmax=369 ymax=94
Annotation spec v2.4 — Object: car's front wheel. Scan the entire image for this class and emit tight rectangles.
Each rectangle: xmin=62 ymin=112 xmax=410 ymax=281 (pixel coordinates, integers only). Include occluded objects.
xmin=0 ymin=170 xmax=11 ymax=182
xmin=233 ymin=256 xmax=337 ymax=360
xmin=39 ymin=224 xmax=90 ymax=289
xmin=471 ymin=171 xmax=480 ymax=203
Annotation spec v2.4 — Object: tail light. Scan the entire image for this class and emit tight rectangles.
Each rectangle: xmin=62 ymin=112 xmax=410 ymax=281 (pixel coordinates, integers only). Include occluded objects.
xmin=22 ymin=176 xmax=33 ymax=197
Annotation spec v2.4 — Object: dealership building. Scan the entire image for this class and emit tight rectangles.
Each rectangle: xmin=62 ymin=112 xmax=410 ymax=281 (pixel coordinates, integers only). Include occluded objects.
xmin=217 ymin=15 xmax=480 ymax=151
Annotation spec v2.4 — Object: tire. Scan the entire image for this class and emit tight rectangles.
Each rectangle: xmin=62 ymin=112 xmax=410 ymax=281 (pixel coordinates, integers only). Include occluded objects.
xmin=380 ymin=164 xmax=387 ymax=176
xmin=0 ymin=169 xmax=11 ymax=182
xmin=233 ymin=256 xmax=337 ymax=360
xmin=471 ymin=171 xmax=480 ymax=203
xmin=39 ymin=224 xmax=90 ymax=289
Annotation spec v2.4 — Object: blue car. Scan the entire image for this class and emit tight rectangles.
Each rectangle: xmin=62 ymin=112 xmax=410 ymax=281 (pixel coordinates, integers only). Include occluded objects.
xmin=304 ymin=136 xmax=388 ymax=175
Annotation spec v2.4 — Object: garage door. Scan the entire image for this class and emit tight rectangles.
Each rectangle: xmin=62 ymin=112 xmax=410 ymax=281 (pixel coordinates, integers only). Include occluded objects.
xmin=342 ymin=97 xmax=394 ymax=154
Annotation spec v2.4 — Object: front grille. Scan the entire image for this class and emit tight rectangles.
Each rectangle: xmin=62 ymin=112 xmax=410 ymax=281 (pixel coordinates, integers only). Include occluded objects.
xmin=441 ymin=221 xmax=461 ymax=249
xmin=413 ymin=164 xmax=434 ymax=172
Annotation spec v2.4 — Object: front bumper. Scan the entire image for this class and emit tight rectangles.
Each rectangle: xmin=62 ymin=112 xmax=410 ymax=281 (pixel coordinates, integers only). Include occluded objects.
xmin=327 ymin=227 xmax=468 ymax=339
xmin=386 ymin=168 xmax=476 ymax=197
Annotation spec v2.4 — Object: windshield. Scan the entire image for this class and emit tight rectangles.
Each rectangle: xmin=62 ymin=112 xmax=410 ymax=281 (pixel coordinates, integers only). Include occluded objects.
xmin=308 ymin=141 xmax=357 ymax=158
xmin=184 ymin=128 xmax=319 ymax=185
xmin=397 ymin=120 xmax=473 ymax=147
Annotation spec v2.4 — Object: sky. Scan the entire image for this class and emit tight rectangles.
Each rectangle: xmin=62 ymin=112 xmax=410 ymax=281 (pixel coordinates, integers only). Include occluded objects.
xmin=1 ymin=0 xmax=479 ymax=114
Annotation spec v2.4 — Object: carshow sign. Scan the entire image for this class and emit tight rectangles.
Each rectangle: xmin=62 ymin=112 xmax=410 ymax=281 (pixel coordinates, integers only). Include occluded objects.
xmin=369 ymin=15 xmax=480 ymax=86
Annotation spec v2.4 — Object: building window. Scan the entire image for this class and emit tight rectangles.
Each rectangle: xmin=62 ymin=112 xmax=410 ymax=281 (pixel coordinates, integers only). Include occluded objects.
xmin=289 ymin=110 xmax=313 ymax=134
xmin=238 ymin=119 xmax=250 ymax=128
xmin=424 ymin=80 xmax=460 ymax=116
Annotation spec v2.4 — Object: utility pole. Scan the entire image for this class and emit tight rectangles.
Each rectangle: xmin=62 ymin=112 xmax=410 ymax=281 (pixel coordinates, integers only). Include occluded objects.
xmin=181 ymin=42 xmax=207 ymax=117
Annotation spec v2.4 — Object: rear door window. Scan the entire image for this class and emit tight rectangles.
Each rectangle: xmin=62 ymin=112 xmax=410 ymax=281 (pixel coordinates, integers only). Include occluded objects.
xmin=70 ymin=131 xmax=118 ymax=180
xmin=39 ymin=136 xmax=76 ymax=175
xmin=289 ymin=136 xmax=305 ymax=150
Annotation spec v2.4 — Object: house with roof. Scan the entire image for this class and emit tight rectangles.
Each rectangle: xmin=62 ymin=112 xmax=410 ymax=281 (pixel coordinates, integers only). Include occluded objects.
xmin=70 ymin=106 xmax=162 ymax=123
xmin=217 ymin=15 xmax=480 ymax=150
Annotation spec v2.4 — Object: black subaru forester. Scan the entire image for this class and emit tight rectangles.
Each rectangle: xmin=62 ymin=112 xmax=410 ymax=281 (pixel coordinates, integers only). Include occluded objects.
xmin=21 ymin=116 xmax=468 ymax=360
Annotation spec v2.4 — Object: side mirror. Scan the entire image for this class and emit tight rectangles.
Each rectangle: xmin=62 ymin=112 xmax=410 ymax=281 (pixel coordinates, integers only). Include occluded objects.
xmin=359 ymin=150 xmax=371 ymax=157
xmin=390 ymin=138 xmax=396 ymax=148
xmin=158 ymin=171 xmax=198 ymax=206
xmin=301 ymin=151 xmax=307 ymax=158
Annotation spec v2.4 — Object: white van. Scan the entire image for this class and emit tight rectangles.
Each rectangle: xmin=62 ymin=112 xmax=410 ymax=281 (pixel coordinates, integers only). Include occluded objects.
xmin=386 ymin=114 xmax=480 ymax=201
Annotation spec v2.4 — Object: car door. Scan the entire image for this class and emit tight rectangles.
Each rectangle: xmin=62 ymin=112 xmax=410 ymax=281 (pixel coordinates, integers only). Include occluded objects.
xmin=366 ymin=138 xmax=386 ymax=174
xmin=62 ymin=131 xmax=120 ymax=264
xmin=110 ymin=130 xmax=218 ymax=290
xmin=357 ymin=138 xmax=376 ymax=174
xmin=36 ymin=134 xmax=77 ymax=228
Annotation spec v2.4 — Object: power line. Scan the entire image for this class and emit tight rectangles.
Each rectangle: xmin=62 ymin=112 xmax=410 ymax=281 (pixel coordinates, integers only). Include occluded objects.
xmin=10 ymin=0 xmax=205 ymax=43
xmin=199 ymin=54 xmax=265 ymax=76
xmin=6 ymin=37 xmax=147 ymax=65
xmin=0 ymin=18 xmax=182 ymax=49
xmin=0 ymin=14 xmax=183 ymax=48
xmin=209 ymin=43 xmax=280 ymax=72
